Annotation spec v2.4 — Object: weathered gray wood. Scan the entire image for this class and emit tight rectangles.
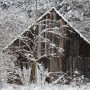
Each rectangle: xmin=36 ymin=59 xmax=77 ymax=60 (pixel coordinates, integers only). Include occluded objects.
xmin=69 ymin=56 xmax=73 ymax=78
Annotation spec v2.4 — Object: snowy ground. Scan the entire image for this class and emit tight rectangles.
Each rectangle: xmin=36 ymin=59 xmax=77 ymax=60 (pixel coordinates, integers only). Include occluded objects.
xmin=1 ymin=83 xmax=90 ymax=90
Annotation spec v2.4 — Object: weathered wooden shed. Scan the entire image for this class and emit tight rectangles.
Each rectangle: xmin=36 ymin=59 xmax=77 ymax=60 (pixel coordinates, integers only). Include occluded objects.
xmin=3 ymin=7 xmax=90 ymax=83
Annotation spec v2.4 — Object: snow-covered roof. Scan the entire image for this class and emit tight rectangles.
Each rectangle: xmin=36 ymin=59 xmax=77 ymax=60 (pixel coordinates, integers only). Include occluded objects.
xmin=2 ymin=7 xmax=90 ymax=51
xmin=37 ymin=7 xmax=90 ymax=44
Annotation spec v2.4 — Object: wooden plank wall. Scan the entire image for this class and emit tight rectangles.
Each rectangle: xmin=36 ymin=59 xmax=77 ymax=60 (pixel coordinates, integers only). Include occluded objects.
xmin=68 ymin=57 xmax=90 ymax=78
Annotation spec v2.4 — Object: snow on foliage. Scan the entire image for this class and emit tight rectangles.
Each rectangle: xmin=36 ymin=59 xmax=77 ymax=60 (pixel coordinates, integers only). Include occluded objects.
xmin=0 ymin=0 xmax=60 ymax=50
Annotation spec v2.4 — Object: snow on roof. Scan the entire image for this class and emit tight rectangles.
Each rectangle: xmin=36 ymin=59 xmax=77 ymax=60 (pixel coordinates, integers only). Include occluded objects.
xmin=2 ymin=7 xmax=90 ymax=51
xmin=37 ymin=7 xmax=90 ymax=44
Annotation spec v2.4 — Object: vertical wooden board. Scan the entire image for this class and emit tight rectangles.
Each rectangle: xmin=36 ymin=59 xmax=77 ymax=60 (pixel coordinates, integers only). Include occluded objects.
xmin=73 ymin=57 xmax=77 ymax=75
xmin=31 ymin=63 xmax=36 ymax=82
xmin=57 ymin=57 xmax=61 ymax=72
xmin=84 ymin=58 xmax=87 ymax=77
xmin=50 ymin=57 xmax=54 ymax=72
xmin=47 ymin=32 xmax=51 ymax=55
xmin=59 ymin=19 xmax=65 ymax=52
xmin=59 ymin=55 xmax=63 ymax=71
xmin=68 ymin=57 xmax=71 ymax=76
xmin=73 ymin=34 xmax=76 ymax=56
xmin=69 ymin=33 xmax=72 ymax=56
xmin=85 ymin=58 xmax=87 ymax=76
xmin=65 ymin=57 xmax=69 ymax=73
xmin=85 ymin=57 xmax=90 ymax=78
xmin=81 ymin=57 xmax=84 ymax=74
xmin=74 ymin=33 xmax=79 ymax=57
xmin=58 ymin=55 xmax=62 ymax=72
xmin=79 ymin=57 xmax=83 ymax=73
xmin=81 ymin=57 xmax=84 ymax=75
xmin=76 ymin=35 xmax=79 ymax=56
xmin=69 ymin=32 xmax=74 ymax=57
xmin=53 ymin=57 xmax=55 ymax=72
xmin=83 ymin=57 xmax=85 ymax=75
xmin=59 ymin=19 xmax=65 ymax=57
xmin=85 ymin=57 xmax=88 ymax=77
xmin=50 ymin=57 xmax=55 ymax=79
xmin=83 ymin=57 xmax=86 ymax=75
xmin=88 ymin=57 xmax=90 ymax=78
xmin=78 ymin=57 xmax=81 ymax=72
xmin=72 ymin=57 xmax=76 ymax=73
xmin=69 ymin=56 xmax=73 ymax=78
xmin=53 ymin=11 xmax=56 ymax=27
xmin=67 ymin=57 xmax=70 ymax=73
xmin=54 ymin=57 xmax=60 ymax=72
xmin=54 ymin=58 xmax=57 ymax=72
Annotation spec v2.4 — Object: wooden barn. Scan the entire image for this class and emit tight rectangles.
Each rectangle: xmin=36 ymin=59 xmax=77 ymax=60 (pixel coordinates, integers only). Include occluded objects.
xmin=3 ymin=7 xmax=90 ymax=83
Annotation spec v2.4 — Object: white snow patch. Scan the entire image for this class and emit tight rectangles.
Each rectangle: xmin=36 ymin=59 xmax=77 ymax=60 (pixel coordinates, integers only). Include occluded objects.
xmin=1 ymin=83 xmax=90 ymax=90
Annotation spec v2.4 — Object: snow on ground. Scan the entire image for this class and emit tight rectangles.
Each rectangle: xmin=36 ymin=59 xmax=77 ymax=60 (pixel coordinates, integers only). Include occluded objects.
xmin=1 ymin=83 xmax=90 ymax=90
